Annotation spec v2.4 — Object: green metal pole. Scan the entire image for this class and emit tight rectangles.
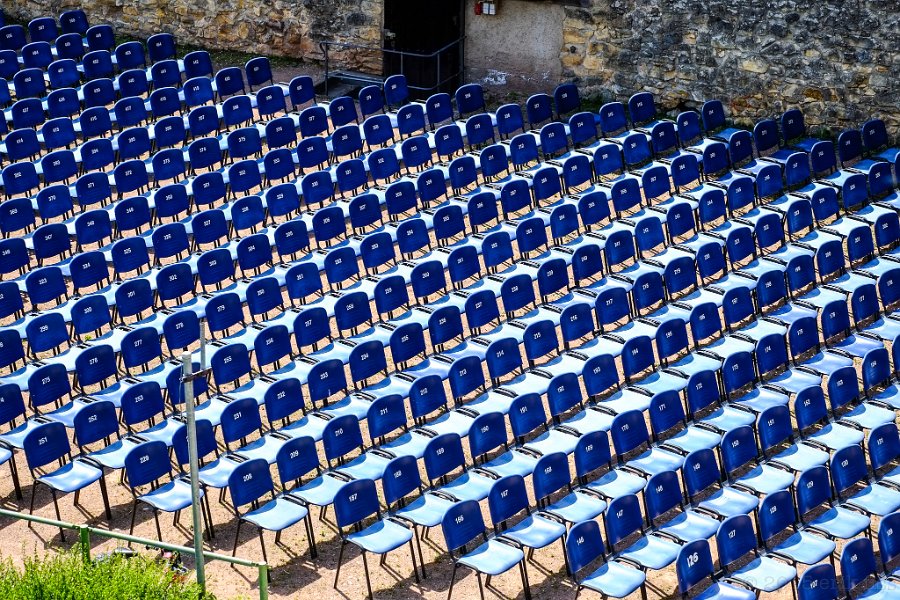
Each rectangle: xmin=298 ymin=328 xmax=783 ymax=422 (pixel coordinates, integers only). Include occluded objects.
xmin=257 ymin=564 xmax=269 ymax=600
xmin=181 ymin=351 xmax=206 ymax=592
xmin=79 ymin=527 xmax=91 ymax=564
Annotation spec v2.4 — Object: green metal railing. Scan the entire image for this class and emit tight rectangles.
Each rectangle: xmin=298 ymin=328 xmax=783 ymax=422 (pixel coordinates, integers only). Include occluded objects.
xmin=0 ymin=508 xmax=269 ymax=600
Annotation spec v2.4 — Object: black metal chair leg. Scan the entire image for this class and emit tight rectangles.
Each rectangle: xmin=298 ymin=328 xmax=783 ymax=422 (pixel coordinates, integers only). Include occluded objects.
xmin=9 ymin=459 xmax=21 ymax=500
xmin=333 ymin=540 xmax=346 ymax=589
xmin=414 ymin=526 xmax=426 ymax=578
xmin=129 ymin=500 xmax=138 ymax=535
xmin=51 ymin=489 xmax=65 ymax=541
xmin=305 ymin=514 xmax=318 ymax=558
xmin=257 ymin=528 xmax=268 ymax=564
xmin=98 ymin=473 xmax=112 ymax=519
xmin=153 ymin=510 xmax=162 ymax=541
xmin=361 ymin=550 xmax=373 ymax=600
xmin=409 ymin=538 xmax=420 ymax=583
xmin=231 ymin=520 xmax=242 ymax=556
xmin=447 ymin=564 xmax=458 ymax=600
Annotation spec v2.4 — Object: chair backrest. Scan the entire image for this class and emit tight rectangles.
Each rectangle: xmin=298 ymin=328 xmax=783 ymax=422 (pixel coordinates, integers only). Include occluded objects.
xmin=841 ymin=537 xmax=878 ymax=596
xmin=879 ymin=511 xmax=900 ymax=576
xmin=645 ymin=470 xmax=684 ymax=524
xmin=682 ymin=448 xmax=721 ymax=499
xmin=334 ymin=478 xmax=380 ymax=530
xmin=566 ymin=519 xmax=606 ymax=576
xmin=533 ymin=451 xmax=571 ymax=503
xmin=382 ymin=454 xmax=422 ymax=507
xmin=228 ymin=458 xmax=274 ymax=511
xmin=605 ymin=493 xmax=644 ymax=549
xmin=173 ymin=419 xmax=218 ymax=467
xmin=831 ymin=444 xmax=869 ymax=499
xmin=424 ymin=432 xmax=466 ymax=483
xmin=868 ymin=423 xmax=900 ymax=474
xmin=798 ymin=563 xmax=838 ymax=600
xmin=676 ymin=539 xmax=715 ymax=597
xmin=715 ymin=514 xmax=756 ymax=571
xmin=488 ymin=475 xmax=529 ymax=526
xmin=758 ymin=489 xmax=797 ymax=548
xmin=275 ymin=435 xmax=318 ymax=487
xmin=124 ymin=440 xmax=171 ymax=488
xmin=23 ymin=421 xmax=69 ymax=471
xmin=442 ymin=499 xmax=485 ymax=554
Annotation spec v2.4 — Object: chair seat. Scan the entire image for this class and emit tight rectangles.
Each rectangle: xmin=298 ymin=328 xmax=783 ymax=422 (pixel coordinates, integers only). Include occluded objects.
xmin=39 ymin=459 xmax=103 ymax=494
xmin=584 ymin=468 xmax=646 ymax=499
xmin=618 ymin=534 xmax=680 ymax=570
xmin=771 ymin=442 xmax=829 ymax=472
xmin=699 ymin=406 xmax=755 ymax=432
xmin=848 ymin=483 xmax=900 ymax=516
xmin=197 ymin=456 xmax=243 ymax=489
xmin=336 ymin=452 xmax=392 ymax=481
xmin=457 ymin=538 xmax=524 ymax=576
xmin=140 ymin=478 xmax=199 ymax=512
xmin=526 ymin=429 xmax=581 ymax=456
xmin=842 ymin=402 xmax=897 ymax=430
xmin=545 ymin=490 xmax=607 ymax=523
xmin=627 ymin=447 xmax=684 ymax=476
xmin=696 ymin=486 xmax=759 ymax=518
xmin=657 ymin=509 xmax=720 ymax=542
xmin=235 ymin=434 xmax=287 ymax=465
xmin=500 ymin=514 xmax=566 ymax=550
xmin=136 ymin=417 xmax=184 ymax=447
xmin=560 ymin=407 xmax=614 ymax=435
xmin=807 ymin=506 xmax=870 ymax=540
xmin=292 ymin=473 xmax=347 ymax=507
xmin=808 ymin=421 xmax=864 ymax=451
xmin=424 ymin=410 xmax=476 ymax=438
xmin=347 ymin=518 xmax=413 ymax=555
xmin=734 ymin=464 xmax=794 ymax=495
xmin=580 ymin=559 xmax=646 ymax=598
xmin=772 ymin=530 xmax=835 ymax=565
xmin=439 ymin=471 xmax=496 ymax=502
xmin=88 ymin=437 xmax=143 ymax=470
xmin=483 ymin=449 xmax=538 ymax=479
xmin=695 ymin=581 xmax=757 ymax=600
xmin=382 ymin=430 xmax=432 ymax=460
xmin=394 ymin=492 xmax=456 ymax=528
xmin=242 ymin=494 xmax=308 ymax=532
xmin=278 ymin=413 xmax=332 ymax=442
xmin=858 ymin=578 xmax=898 ymax=600
xmin=664 ymin=426 xmax=720 ymax=454
xmin=728 ymin=555 xmax=796 ymax=593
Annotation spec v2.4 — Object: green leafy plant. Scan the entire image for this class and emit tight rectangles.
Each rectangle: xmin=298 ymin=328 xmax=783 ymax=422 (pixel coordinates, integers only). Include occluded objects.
xmin=0 ymin=547 xmax=213 ymax=600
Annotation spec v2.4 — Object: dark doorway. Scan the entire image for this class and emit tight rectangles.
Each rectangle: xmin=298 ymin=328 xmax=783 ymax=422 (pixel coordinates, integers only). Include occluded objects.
xmin=383 ymin=0 xmax=464 ymax=98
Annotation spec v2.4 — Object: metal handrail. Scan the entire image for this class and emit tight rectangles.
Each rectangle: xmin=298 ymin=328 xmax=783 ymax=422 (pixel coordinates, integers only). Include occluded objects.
xmin=319 ymin=37 xmax=464 ymax=96
xmin=0 ymin=508 xmax=270 ymax=600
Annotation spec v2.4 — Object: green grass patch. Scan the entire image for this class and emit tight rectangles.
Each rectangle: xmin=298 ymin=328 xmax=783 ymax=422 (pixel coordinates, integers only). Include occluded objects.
xmin=0 ymin=547 xmax=213 ymax=600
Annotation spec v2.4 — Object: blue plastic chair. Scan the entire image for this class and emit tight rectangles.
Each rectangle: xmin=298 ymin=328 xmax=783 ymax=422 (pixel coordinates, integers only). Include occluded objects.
xmin=227 ymin=455 xmax=316 ymax=563
xmin=443 ymin=499 xmax=530 ymax=600
xmin=716 ymin=514 xmax=796 ymax=594
xmin=333 ymin=478 xmax=420 ymax=598
xmin=841 ymin=537 xmax=894 ymax=599
xmin=565 ymin=519 xmax=645 ymax=599
xmin=758 ymin=489 xmax=835 ymax=567
xmin=24 ymin=422 xmax=111 ymax=540
xmin=644 ymin=470 xmax=719 ymax=543
xmin=675 ymin=538 xmax=755 ymax=600
xmin=125 ymin=440 xmax=212 ymax=541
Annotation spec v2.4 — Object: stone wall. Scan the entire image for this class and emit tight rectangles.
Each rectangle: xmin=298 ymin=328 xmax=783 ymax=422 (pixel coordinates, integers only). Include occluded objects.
xmin=464 ymin=0 xmax=565 ymax=92
xmin=561 ymin=0 xmax=900 ymax=132
xmin=6 ymin=0 xmax=384 ymax=71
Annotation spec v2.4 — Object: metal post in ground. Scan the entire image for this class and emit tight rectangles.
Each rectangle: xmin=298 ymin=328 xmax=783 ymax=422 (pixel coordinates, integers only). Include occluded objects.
xmin=180 ymin=350 xmax=206 ymax=591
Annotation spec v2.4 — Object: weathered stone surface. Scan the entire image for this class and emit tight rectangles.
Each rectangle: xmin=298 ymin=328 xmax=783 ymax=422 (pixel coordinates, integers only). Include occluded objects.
xmin=560 ymin=0 xmax=900 ymax=132
xmin=7 ymin=0 xmax=383 ymax=73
